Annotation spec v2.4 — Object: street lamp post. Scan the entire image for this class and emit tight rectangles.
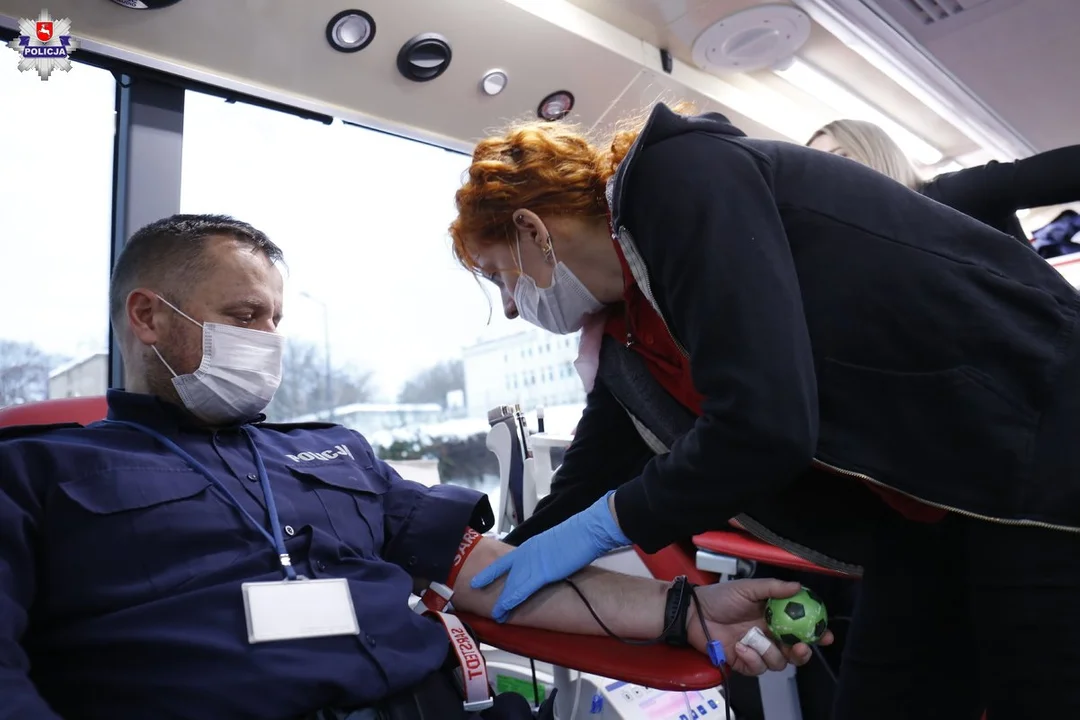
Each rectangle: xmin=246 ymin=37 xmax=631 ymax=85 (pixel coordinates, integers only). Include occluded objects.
xmin=300 ymin=291 xmax=333 ymax=422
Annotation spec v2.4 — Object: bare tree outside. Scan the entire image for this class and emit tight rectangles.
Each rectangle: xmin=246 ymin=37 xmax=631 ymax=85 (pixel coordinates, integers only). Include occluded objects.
xmin=397 ymin=359 xmax=465 ymax=408
xmin=264 ymin=339 xmax=374 ymax=421
xmin=0 ymin=340 xmax=63 ymax=408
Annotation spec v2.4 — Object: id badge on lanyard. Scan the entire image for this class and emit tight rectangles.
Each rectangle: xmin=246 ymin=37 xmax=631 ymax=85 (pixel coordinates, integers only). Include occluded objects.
xmin=242 ymin=577 xmax=359 ymax=643
xmin=105 ymin=420 xmax=360 ymax=644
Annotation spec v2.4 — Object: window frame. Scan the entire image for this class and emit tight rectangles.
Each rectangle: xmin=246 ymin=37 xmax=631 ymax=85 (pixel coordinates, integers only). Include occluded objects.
xmin=0 ymin=28 xmax=349 ymax=392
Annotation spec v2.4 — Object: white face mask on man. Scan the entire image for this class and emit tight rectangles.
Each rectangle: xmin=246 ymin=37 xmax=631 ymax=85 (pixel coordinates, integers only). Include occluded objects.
xmin=151 ymin=296 xmax=285 ymax=424
xmin=512 ymin=234 xmax=604 ymax=335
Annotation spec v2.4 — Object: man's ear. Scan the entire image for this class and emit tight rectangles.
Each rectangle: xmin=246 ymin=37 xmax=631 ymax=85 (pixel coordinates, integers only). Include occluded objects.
xmin=512 ymin=209 xmax=550 ymax=251
xmin=127 ymin=289 xmax=163 ymax=346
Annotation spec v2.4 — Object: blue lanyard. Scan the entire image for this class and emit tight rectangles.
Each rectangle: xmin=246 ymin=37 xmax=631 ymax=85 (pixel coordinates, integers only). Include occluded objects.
xmin=103 ymin=420 xmax=298 ymax=580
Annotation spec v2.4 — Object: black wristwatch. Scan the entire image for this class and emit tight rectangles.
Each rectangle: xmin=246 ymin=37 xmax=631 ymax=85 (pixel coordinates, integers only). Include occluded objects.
xmin=662 ymin=575 xmax=696 ymax=647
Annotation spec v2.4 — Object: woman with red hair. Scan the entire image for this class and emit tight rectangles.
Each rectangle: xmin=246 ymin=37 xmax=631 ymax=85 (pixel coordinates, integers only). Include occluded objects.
xmin=451 ymin=102 xmax=1080 ymax=718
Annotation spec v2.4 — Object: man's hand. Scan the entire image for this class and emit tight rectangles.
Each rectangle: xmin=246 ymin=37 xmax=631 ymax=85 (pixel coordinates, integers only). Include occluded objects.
xmin=686 ymin=579 xmax=834 ymax=676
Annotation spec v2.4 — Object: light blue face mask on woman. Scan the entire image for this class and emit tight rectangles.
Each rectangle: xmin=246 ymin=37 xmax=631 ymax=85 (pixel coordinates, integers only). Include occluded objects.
xmin=151 ymin=296 xmax=285 ymax=424
xmin=512 ymin=235 xmax=603 ymax=335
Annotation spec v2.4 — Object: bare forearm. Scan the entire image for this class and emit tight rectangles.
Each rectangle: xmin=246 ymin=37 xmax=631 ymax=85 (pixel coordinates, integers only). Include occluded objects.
xmin=451 ymin=538 xmax=668 ymax=638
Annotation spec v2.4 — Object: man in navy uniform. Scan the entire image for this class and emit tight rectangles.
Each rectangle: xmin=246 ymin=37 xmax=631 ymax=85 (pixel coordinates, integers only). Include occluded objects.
xmin=0 ymin=215 xmax=820 ymax=720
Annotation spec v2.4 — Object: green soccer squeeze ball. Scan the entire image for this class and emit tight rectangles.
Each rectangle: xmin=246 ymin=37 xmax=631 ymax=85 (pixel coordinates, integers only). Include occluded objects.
xmin=765 ymin=587 xmax=828 ymax=646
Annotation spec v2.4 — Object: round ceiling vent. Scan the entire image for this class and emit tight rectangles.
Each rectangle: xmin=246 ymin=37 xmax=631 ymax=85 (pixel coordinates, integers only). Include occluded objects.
xmin=691 ymin=5 xmax=810 ymax=73
xmin=397 ymin=33 xmax=452 ymax=82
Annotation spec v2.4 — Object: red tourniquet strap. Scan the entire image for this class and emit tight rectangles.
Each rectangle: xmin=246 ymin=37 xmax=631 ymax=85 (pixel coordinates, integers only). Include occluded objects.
xmin=426 ymin=610 xmax=494 ymax=711
xmin=414 ymin=529 xmax=491 ymax=710
xmin=418 ymin=527 xmax=483 ymax=613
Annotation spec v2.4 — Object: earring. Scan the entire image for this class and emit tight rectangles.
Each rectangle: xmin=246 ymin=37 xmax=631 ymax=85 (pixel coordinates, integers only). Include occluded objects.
xmin=542 ymin=234 xmax=554 ymax=259
xmin=515 ymin=214 xmax=524 ymax=223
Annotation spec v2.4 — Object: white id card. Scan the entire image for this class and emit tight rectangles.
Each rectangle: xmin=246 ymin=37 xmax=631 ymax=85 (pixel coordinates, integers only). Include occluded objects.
xmin=241 ymin=578 xmax=360 ymax=644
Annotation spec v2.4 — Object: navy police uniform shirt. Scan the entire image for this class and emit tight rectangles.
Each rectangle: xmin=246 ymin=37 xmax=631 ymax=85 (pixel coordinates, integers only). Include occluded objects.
xmin=0 ymin=390 xmax=492 ymax=720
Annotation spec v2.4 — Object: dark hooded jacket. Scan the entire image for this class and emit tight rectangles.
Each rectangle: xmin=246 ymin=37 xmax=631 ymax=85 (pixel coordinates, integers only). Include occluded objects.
xmin=506 ymin=104 xmax=1080 ymax=567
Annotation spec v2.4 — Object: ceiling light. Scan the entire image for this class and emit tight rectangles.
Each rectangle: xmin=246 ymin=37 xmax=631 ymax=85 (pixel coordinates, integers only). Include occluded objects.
xmin=955 ymin=147 xmax=998 ymax=168
xmin=934 ymin=161 xmax=964 ymax=174
xmin=480 ymin=69 xmax=508 ymax=96
xmin=775 ymin=58 xmax=943 ymax=165
xmin=788 ymin=0 xmax=1028 ymax=160
xmin=326 ymin=10 xmax=376 ymax=53
xmin=537 ymin=91 xmax=574 ymax=121
xmin=397 ymin=33 xmax=453 ymax=82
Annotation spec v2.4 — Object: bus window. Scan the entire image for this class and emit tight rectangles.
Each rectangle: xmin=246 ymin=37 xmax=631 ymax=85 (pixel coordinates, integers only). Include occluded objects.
xmin=179 ymin=91 xmax=586 ymax=498
xmin=0 ymin=65 xmax=115 ymax=408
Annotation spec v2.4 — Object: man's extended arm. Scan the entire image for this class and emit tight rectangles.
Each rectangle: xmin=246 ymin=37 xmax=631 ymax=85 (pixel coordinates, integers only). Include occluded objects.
xmin=368 ymin=436 xmax=821 ymax=674
xmin=451 ymin=538 xmax=819 ymax=675
xmin=453 ymin=537 xmax=668 ymax=638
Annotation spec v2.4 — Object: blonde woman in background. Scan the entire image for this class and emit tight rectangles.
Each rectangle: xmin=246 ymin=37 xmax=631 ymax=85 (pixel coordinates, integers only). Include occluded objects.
xmin=808 ymin=118 xmax=1080 ymax=244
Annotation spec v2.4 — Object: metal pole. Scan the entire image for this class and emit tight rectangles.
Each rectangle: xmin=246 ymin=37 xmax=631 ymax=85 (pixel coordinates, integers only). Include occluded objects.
xmin=108 ymin=74 xmax=184 ymax=390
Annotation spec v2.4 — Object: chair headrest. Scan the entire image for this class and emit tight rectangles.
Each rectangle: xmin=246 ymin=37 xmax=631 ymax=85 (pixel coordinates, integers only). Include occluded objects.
xmin=0 ymin=396 xmax=109 ymax=428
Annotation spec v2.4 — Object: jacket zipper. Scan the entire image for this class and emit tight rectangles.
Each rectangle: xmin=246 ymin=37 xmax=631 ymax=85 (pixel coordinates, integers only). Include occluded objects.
xmin=732 ymin=513 xmax=863 ymax=577
xmin=812 ymin=458 xmax=1080 ymax=534
xmin=616 ymin=226 xmax=1080 ymax=536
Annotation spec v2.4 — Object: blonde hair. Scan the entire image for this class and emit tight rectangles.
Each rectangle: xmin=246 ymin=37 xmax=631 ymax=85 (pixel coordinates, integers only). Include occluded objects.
xmin=449 ymin=102 xmax=695 ymax=272
xmin=808 ymin=119 xmax=922 ymax=190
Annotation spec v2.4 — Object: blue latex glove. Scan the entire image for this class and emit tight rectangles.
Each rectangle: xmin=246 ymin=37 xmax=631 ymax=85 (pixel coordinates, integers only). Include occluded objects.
xmin=471 ymin=491 xmax=631 ymax=622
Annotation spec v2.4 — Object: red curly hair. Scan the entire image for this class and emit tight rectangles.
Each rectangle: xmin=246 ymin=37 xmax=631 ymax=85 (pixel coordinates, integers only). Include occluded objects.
xmin=449 ymin=102 xmax=694 ymax=272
